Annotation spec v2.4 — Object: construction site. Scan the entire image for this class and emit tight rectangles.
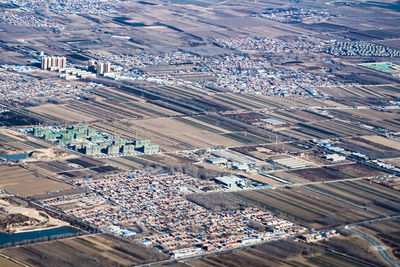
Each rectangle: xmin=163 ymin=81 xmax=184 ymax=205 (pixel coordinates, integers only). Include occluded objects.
xmin=29 ymin=124 xmax=159 ymax=157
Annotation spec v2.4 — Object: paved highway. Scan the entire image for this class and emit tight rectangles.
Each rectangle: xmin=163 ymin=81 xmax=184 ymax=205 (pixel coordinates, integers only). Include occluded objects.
xmin=349 ymin=228 xmax=400 ymax=267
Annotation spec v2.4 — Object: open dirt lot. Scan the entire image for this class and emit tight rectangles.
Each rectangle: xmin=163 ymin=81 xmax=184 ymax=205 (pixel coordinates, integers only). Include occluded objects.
xmin=0 ymin=165 xmax=71 ymax=197
xmin=0 ymin=198 xmax=68 ymax=233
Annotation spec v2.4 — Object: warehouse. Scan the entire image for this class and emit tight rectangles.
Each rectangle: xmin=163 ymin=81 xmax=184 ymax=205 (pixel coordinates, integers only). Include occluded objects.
xmin=206 ymin=157 xmax=228 ymax=164
xmin=214 ymin=175 xmax=246 ymax=189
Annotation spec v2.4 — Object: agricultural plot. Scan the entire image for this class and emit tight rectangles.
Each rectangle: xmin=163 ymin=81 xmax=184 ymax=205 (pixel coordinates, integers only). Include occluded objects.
xmin=0 ymin=233 xmax=167 ymax=266
xmin=263 ymin=109 xmax=329 ymax=125
xmin=296 ymin=119 xmax=374 ymax=139
xmin=301 ymin=251 xmax=383 ymax=267
xmin=231 ymin=180 xmax=398 ymax=229
xmin=184 ymin=238 xmax=385 ymax=267
xmin=0 ymin=165 xmax=71 ymax=197
xmin=271 ymin=163 xmax=386 ymax=183
xmin=341 ymin=136 xmax=400 ymax=159
xmin=124 ymin=117 xmax=244 ymax=151
xmin=361 ymin=220 xmax=400 ymax=262
xmin=361 ymin=135 xmax=400 ymax=151
xmin=309 ymin=181 xmax=400 ymax=216
xmin=222 ymin=132 xmax=270 ymax=145
xmin=279 ymin=128 xmax=320 ymax=140
xmin=0 ymin=129 xmax=50 ymax=152
xmin=328 ymin=108 xmax=400 ymax=132
xmin=27 ymin=104 xmax=98 ymax=123
xmin=185 ymin=239 xmax=323 ymax=267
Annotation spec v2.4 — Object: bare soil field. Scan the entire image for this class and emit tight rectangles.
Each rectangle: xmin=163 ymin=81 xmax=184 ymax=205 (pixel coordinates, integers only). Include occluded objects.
xmin=0 ymin=165 xmax=71 ymax=197
xmin=0 ymin=257 xmax=21 ymax=267
xmin=231 ymin=180 xmax=398 ymax=229
xmin=127 ymin=117 xmax=243 ymax=151
xmin=28 ymin=104 xmax=98 ymax=122
xmin=0 ymin=233 xmax=167 ymax=267
xmin=361 ymin=220 xmax=400 ymax=262
xmin=271 ymin=163 xmax=386 ymax=183
xmin=360 ymin=135 xmax=400 ymax=151
xmin=181 ymin=237 xmax=383 ymax=267
xmin=341 ymin=137 xmax=400 ymax=159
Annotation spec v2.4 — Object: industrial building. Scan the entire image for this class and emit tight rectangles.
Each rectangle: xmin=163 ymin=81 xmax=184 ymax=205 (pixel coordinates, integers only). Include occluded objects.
xmin=206 ymin=157 xmax=228 ymax=165
xmin=325 ymin=154 xmax=346 ymax=162
xmin=214 ymin=175 xmax=247 ymax=189
xmin=260 ymin=118 xmax=287 ymax=127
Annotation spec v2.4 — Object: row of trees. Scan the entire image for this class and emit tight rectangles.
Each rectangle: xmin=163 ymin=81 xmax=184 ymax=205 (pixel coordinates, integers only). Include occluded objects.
xmin=0 ymin=231 xmax=83 ymax=248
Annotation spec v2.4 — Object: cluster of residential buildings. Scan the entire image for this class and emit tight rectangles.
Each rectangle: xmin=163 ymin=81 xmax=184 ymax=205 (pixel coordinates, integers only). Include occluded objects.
xmin=9 ymin=0 xmax=122 ymax=15
xmin=39 ymin=170 xmax=306 ymax=258
xmin=326 ymin=41 xmax=400 ymax=57
xmin=0 ymin=10 xmax=64 ymax=30
xmin=0 ymin=70 xmax=93 ymax=105
xmin=299 ymin=229 xmax=339 ymax=243
xmin=198 ymin=54 xmax=339 ymax=96
xmin=30 ymin=124 xmax=159 ymax=156
xmin=39 ymin=55 xmax=119 ymax=80
xmin=88 ymin=60 xmax=116 ymax=77
xmin=89 ymin=50 xmax=197 ymax=71
xmin=41 ymin=56 xmax=67 ymax=70
xmin=89 ymin=49 xmax=342 ymax=96
xmin=259 ymin=8 xmax=338 ymax=23
xmin=216 ymin=36 xmax=333 ymax=55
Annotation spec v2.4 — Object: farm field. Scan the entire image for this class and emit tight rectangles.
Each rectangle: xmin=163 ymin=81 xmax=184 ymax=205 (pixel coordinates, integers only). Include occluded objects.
xmin=122 ymin=117 xmax=245 ymax=151
xmin=181 ymin=238 xmax=386 ymax=267
xmin=231 ymin=180 xmax=400 ymax=230
xmin=340 ymin=136 xmax=400 ymax=159
xmin=360 ymin=220 xmax=400 ymax=262
xmin=270 ymin=163 xmax=387 ymax=183
xmin=360 ymin=135 xmax=400 ymax=151
xmin=27 ymin=103 xmax=98 ymax=123
xmin=0 ymin=257 xmax=21 ymax=267
xmin=0 ymin=233 xmax=167 ymax=267
xmin=0 ymin=165 xmax=71 ymax=196
xmin=0 ymin=0 xmax=400 ymax=265
xmin=0 ymin=129 xmax=50 ymax=154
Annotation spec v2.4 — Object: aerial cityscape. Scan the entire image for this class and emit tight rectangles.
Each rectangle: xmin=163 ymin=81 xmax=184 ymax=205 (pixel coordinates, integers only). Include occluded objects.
xmin=0 ymin=0 xmax=400 ymax=266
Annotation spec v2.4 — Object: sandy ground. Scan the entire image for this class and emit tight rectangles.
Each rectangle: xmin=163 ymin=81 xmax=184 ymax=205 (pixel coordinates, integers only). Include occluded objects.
xmin=0 ymin=199 xmax=68 ymax=233
xmin=20 ymin=148 xmax=75 ymax=163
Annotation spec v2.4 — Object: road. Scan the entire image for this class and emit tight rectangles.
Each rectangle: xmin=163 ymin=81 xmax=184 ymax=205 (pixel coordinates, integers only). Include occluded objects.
xmin=303 ymin=184 xmax=385 ymax=216
xmin=204 ymin=175 xmax=385 ymax=194
xmin=135 ymin=215 xmax=400 ymax=267
xmin=349 ymin=228 xmax=400 ymax=267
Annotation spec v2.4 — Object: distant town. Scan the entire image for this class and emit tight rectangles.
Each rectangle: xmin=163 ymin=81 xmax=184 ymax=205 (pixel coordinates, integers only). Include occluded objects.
xmin=0 ymin=0 xmax=399 ymax=266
